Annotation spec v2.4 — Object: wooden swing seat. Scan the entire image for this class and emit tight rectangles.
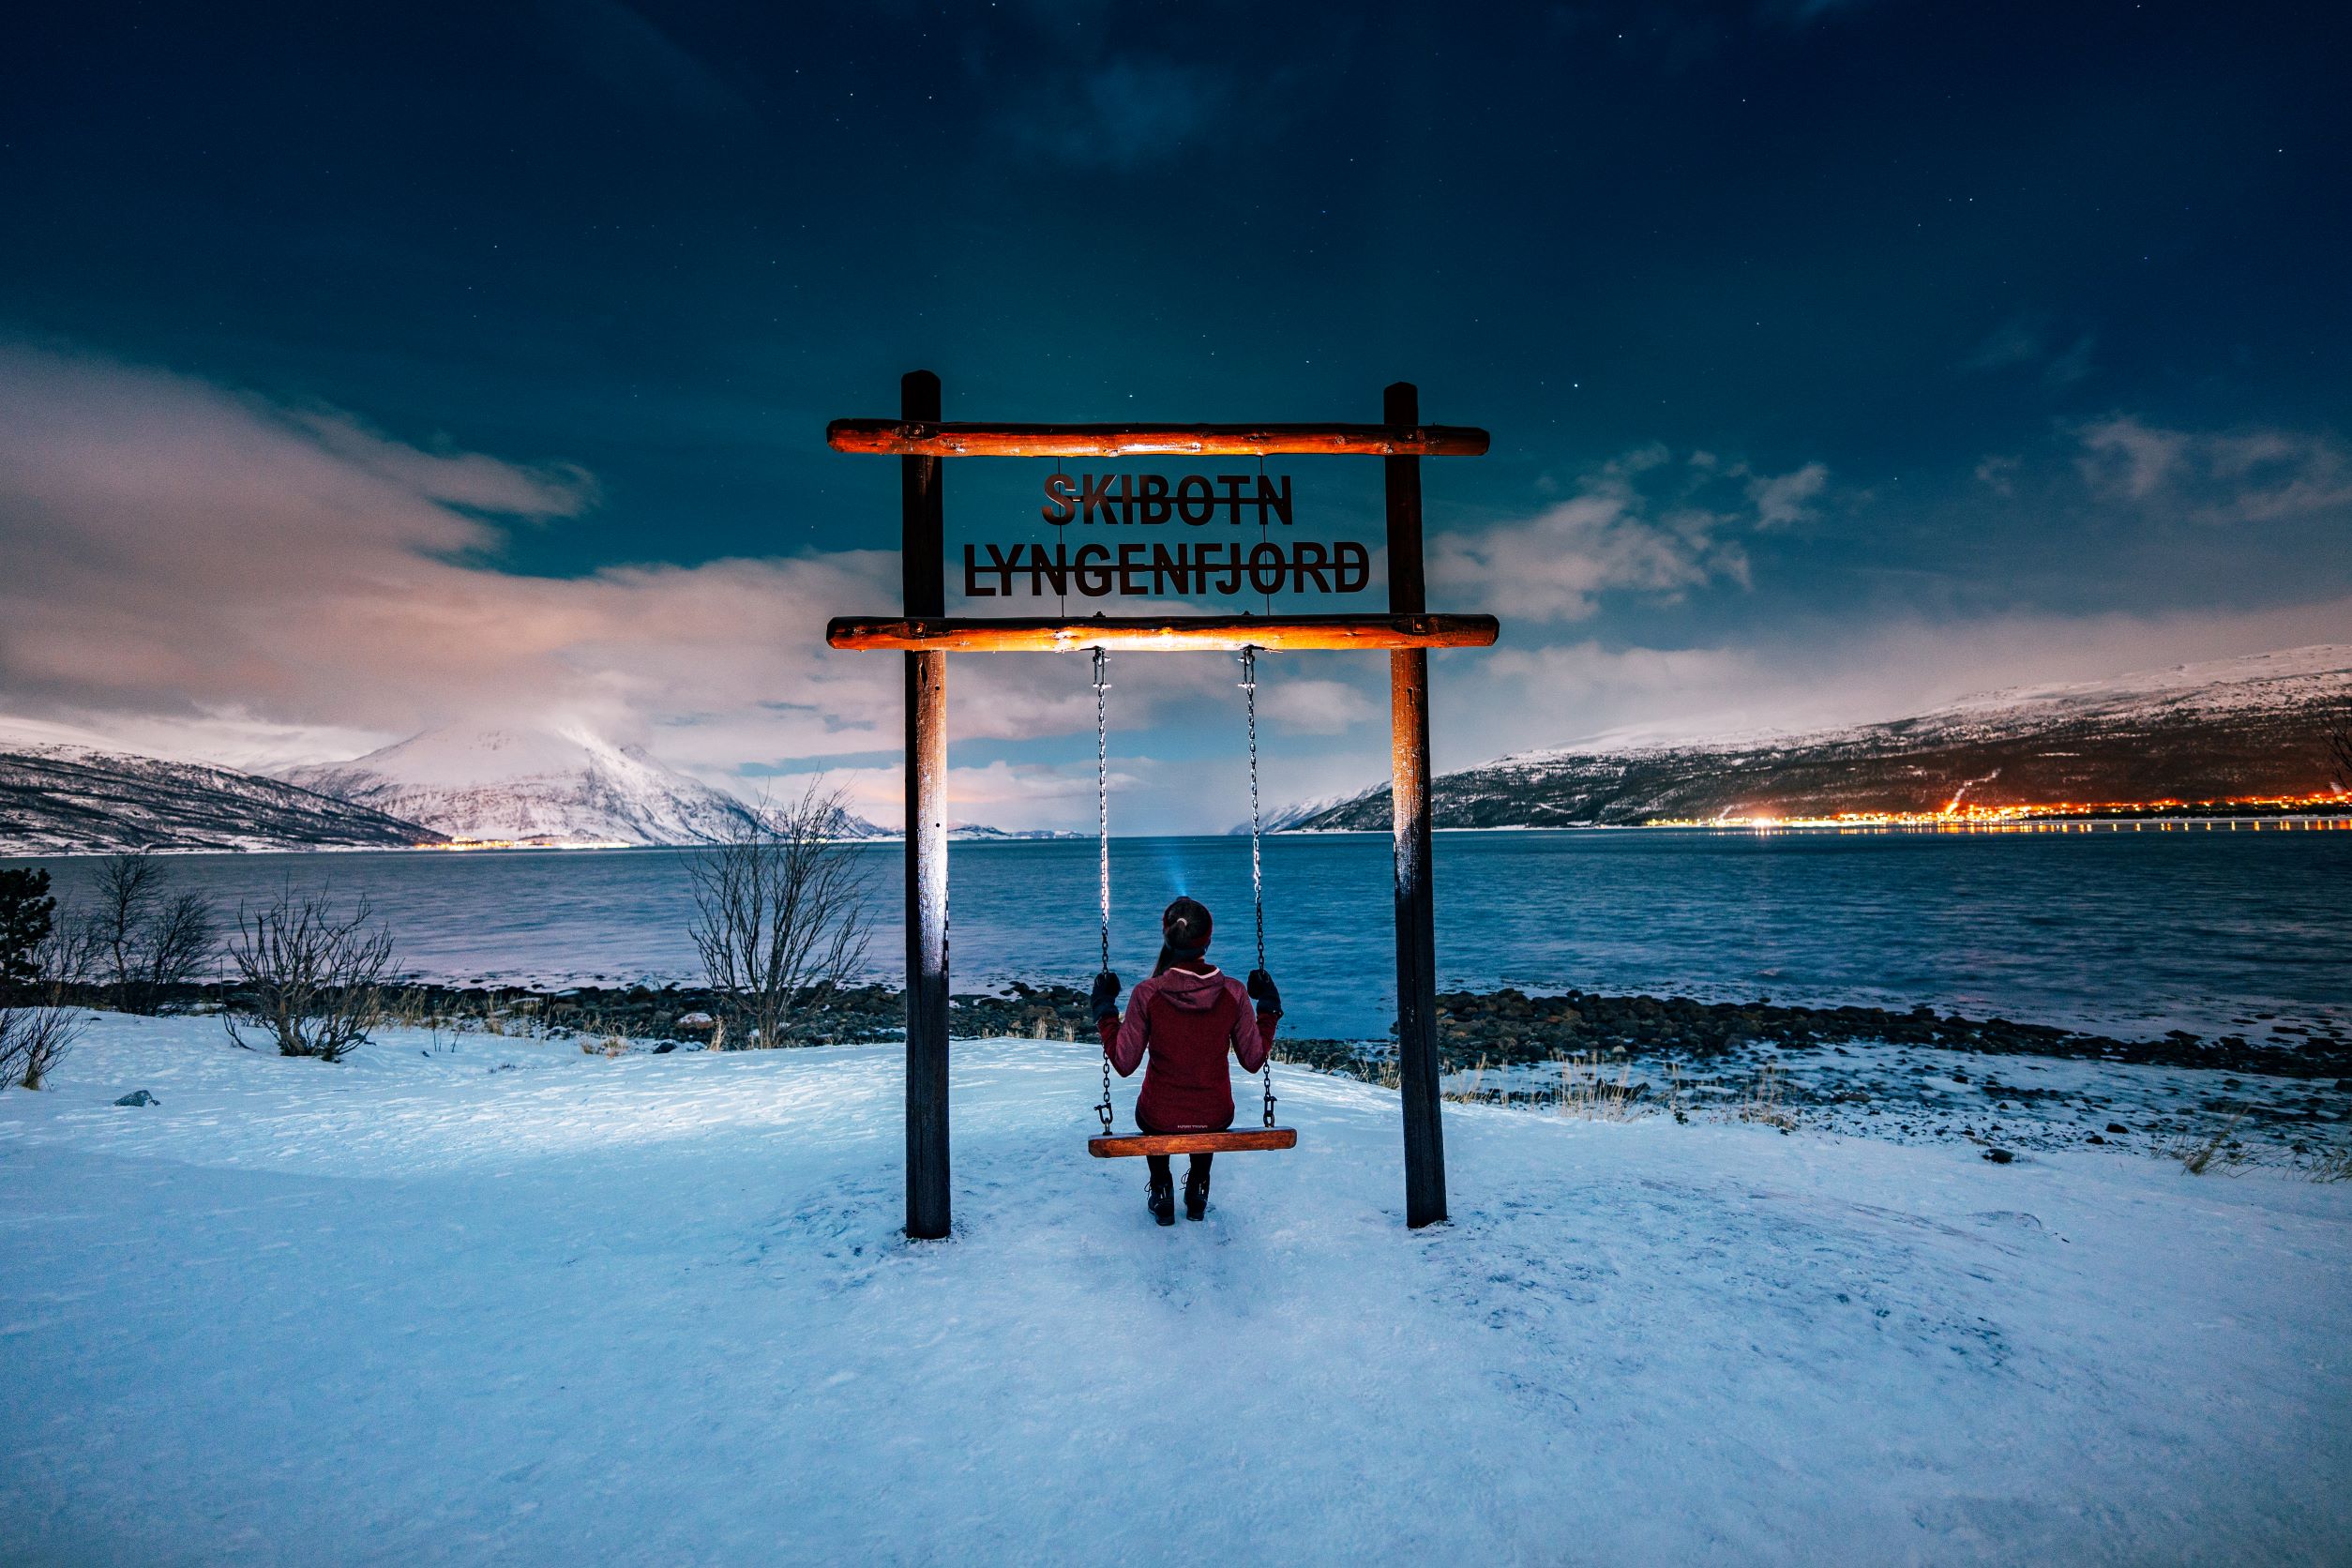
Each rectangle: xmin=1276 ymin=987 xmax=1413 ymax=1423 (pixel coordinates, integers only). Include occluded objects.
xmin=1088 ymin=1127 xmax=1298 ymax=1157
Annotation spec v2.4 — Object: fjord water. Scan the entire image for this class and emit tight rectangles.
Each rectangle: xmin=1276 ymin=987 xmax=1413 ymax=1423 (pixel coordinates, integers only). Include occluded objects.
xmin=18 ymin=827 xmax=2347 ymax=1043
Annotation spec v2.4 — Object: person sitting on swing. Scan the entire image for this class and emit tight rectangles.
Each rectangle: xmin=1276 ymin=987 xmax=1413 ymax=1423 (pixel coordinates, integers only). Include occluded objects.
xmin=1091 ymin=896 xmax=1282 ymax=1226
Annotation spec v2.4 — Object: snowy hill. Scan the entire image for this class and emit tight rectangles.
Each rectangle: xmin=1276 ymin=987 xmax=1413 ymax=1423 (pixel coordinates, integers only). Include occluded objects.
xmin=282 ymin=725 xmax=788 ymax=847
xmin=0 ymin=743 xmax=431 ymax=853
xmin=1242 ymin=791 xmax=1361 ymax=835
xmin=1291 ymin=644 xmax=2352 ymax=829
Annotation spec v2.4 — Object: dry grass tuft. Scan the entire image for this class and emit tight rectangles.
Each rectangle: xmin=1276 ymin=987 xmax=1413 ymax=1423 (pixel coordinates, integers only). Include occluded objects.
xmin=1440 ymin=1055 xmax=1492 ymax=1107
xmin=1733 ymin=1061 xmax=1797 ymax=1131
xmin=2170 ymin=1110 xmax=2251 ymax=1176
xmin=2305 ymin=1145 xmax=2352 ymax=1184
xmin=1556 ymin=1051 xmax=1644 ymax=1122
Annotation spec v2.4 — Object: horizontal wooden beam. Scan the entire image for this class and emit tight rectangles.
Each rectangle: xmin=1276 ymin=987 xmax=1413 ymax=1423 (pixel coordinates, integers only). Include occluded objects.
xmin=825 ymin=612 xmax=1500 ymax=654
xmin=1089 ymin=1128 xmax=1300 ymax=1157
xmin=826 ymin=420 xmax=1489 ymax=459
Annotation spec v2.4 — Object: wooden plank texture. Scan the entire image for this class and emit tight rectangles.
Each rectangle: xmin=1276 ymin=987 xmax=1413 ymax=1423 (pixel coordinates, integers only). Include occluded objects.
xmin=827 ymin=612 xmax=1499 ymax=654
xmin=827 ymin=420 xmax=1489 ymax=458
xmin=1088 ymin=1128 xmax=1300 ymax=1157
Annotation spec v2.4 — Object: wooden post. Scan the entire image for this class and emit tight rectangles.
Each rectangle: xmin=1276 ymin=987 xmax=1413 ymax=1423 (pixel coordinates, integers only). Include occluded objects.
xmin=901 ymin=370 xmax=952 ymax=1241
xmin=1385 ymin=381 xmax=1447 ymax=1229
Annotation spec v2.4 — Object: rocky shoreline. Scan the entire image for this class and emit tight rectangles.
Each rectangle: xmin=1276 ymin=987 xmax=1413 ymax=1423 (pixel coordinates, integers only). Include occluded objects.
xmin=1410 ymin=988 xmax=2352 ymax=1080
xmin=81 ymin=976 xmax=2351 ymax=1083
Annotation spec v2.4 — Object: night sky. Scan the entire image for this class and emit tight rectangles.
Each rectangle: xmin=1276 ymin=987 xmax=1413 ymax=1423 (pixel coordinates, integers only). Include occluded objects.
xmin=4 ymin=1 xmax=2348 ymax=831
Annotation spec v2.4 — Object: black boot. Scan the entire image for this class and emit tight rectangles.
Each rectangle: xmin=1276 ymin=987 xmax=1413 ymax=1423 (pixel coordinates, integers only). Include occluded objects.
xmin=1184 ymin=1162 xmax=1211 ymax=1221
xmin=1147 ymin=1167 xmax=1176 ymax=1227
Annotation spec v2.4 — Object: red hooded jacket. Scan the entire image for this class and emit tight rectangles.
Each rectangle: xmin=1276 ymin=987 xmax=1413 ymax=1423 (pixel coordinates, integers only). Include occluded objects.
xmin=1098 ymin=963 xmax=1279 ymax=1133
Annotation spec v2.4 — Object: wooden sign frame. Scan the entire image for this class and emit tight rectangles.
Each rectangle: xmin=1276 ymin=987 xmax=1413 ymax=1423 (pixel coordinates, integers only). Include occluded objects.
xmin=825 ymin=372 xmax=1497 ymax=1238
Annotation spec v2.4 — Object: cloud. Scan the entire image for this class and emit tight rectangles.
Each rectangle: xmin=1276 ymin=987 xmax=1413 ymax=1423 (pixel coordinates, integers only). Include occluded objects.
xmin=0 ymin=341 xmax=1366 ymax=833
xmin=1746 ymin=461 xmax=1827 ymax=528
xmin=2077 ymin=415 xmax=2183 ymax=498
xmin=539 ymin=0 xmax=753 ymax=124
xmin=1260 ymin=678 xmax=1377 ymax=735
xmin=1428 ymin=446 xmax=1828 ymax=621
xmin=0 ymin=342 xmax=1122 ymax=781
xmin=744 ymin=756 xmax=1123 ymax=835
xmin=1475 ymin=641 xmax=1760 ymax=748
xmin=1964 ymin=315 xmax=2094 ymax=386
xmin=291 ymin=410 xmax=599 ymax=518
xmin=2076 ymin=415 xmax=2352 ymax=522
xmin=1432 ymin=592 xmax=2352 ymax=770
xmin=1973 ymin=454 xmax=2020 ymax=496
xmin=1757 ymin=0 xmax=1888 ymax=23
xmin=15 ymin=342 xmax=2339 ymax=840
xmin=2043 ymin=334 xmax=2095 ymax=387
xmin=1414 ymin=417 xmax=2350 ymax=771
xmin=1009 ymin=54 xmax=1237 ymax=171
xmin=1966 ymin=318 xmax=2045 ymax=372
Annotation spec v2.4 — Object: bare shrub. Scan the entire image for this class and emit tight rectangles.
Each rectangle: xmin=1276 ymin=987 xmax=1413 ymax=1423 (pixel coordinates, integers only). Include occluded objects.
xmin=85 ymin=852 xmax=218 ymax=1014
xmin=688 ymin=782 xmax=873 ymax=1049
xmin=1 ymin=924 xmax=92 ymax=1091
xmin=223 ymin=887 xmax=398 ymax=1062
xmin=0 ymin=1004 xmax=83 ymax=1090
xmin=0 ymin=867 xmax=55 ymax=994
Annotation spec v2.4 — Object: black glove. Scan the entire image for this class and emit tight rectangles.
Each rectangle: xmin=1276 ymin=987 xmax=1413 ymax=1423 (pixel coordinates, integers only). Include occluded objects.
xmin=1090 ymin=970 xmax=1122 ymax=1021
xmin=1246 ymin=968 xmax=1282 ymax=1018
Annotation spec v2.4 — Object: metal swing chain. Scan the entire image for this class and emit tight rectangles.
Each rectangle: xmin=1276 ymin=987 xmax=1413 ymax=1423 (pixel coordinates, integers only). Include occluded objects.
xmin=1093 ymin=646 xmax=1114 ymax=1135
xmin=1241 ymin=645 xmax=1276 ymax=1129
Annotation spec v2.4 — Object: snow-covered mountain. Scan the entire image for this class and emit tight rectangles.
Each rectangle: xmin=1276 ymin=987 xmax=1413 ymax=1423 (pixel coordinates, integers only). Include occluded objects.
xmin=281 ymin=725 xmax=778 ymax=847
xmin=1 ymin=722 xmax=1063 ymax=852
xmin=1241 ymin=792 xmax=1362 ymax=836
xmin=0 ymin=743 xmax=432 ymax=853
xmin=944 ymin=822 xmax=1084 ymax=841
xmin=1288 ymin=644 xmax=2352 ymax=830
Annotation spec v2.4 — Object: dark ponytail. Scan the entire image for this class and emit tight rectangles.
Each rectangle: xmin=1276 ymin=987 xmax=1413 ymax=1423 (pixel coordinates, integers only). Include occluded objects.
xmin=1152 ymin=896 xmax=1214 ymax=976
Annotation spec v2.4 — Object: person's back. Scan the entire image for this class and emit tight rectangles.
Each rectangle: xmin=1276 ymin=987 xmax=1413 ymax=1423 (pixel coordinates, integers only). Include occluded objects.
xmin=1092 ymin=897 xmax=1282 ymax=1226
xmin=1111 ymin=964 xmax=1259 ymax=1133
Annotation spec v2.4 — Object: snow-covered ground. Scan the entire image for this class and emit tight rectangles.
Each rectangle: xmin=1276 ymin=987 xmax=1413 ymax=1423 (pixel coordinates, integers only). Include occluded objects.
xmin=5 ymin=1017 xmax=2349 ymax=1564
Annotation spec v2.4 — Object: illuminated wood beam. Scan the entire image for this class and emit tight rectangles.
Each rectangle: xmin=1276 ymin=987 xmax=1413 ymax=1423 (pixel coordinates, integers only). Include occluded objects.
xmin=824 ymin=612 xmax=1500 ymax=654
xmin=1088 ymin=1128 xmax=1299 ymax=1157
xmin=825 ymin=420 xmax=1490 ymax=459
